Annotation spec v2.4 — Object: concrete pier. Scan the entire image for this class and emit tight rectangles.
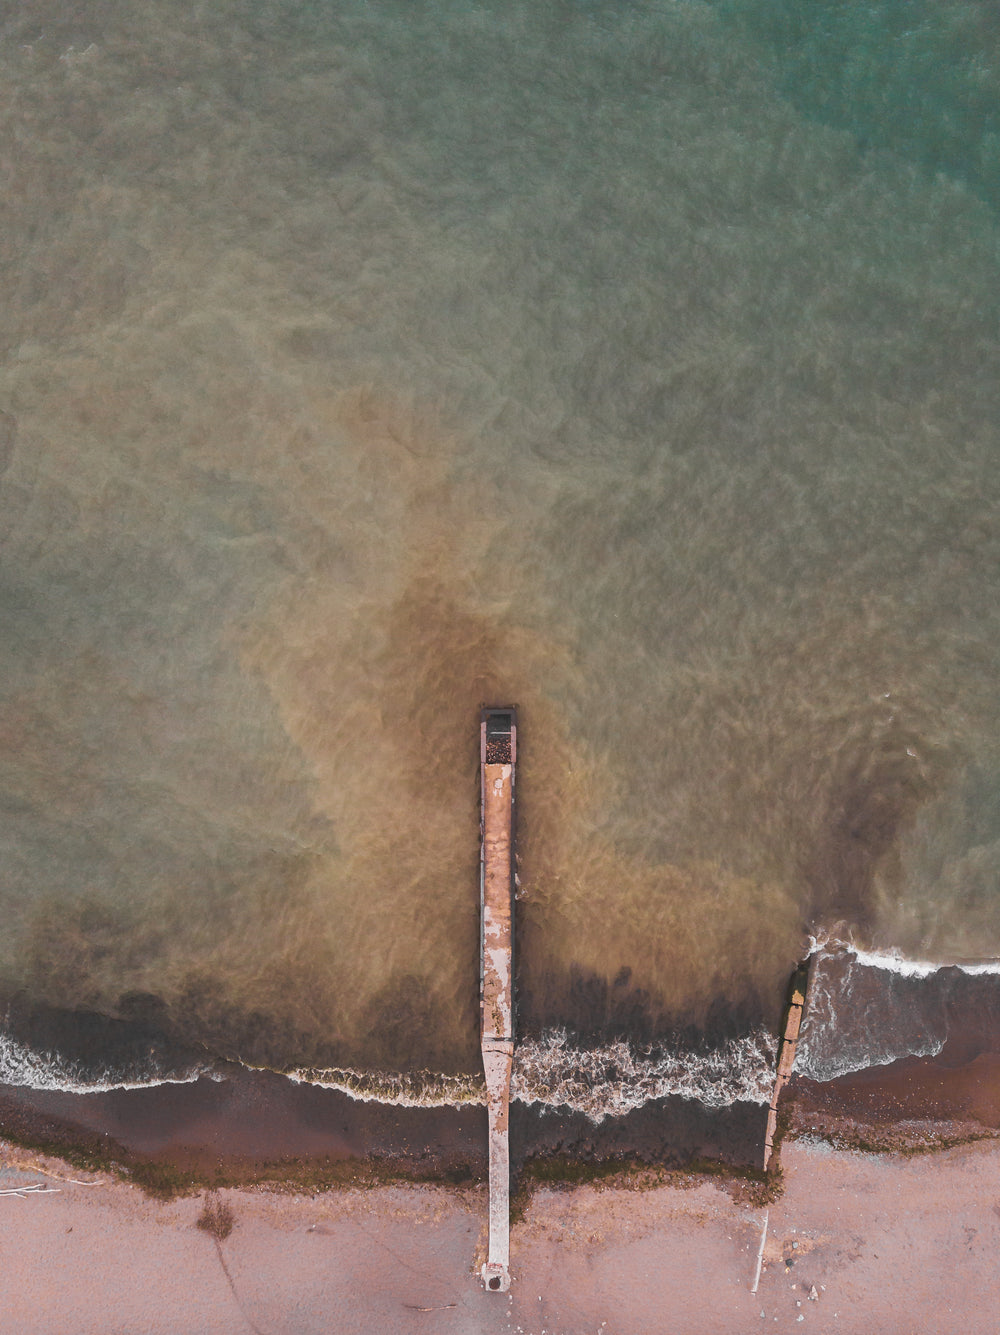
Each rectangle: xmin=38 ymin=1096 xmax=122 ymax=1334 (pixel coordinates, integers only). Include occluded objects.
xmin=480 ymin=708 xmax=516 ymax=1292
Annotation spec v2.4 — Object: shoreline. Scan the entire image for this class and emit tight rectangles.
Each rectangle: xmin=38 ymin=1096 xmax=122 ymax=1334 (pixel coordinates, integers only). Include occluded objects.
xmin=2 ymin=1043 xmax=998 ymax=1199
xmin=3 ymin=1047 xmax=998 ymax=1331
xmin=0 ymin=1063 xmax=770 ymax=1198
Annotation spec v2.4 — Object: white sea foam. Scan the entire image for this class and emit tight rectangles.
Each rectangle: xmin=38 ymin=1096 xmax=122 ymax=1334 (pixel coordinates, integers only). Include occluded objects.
xmin=807 ymin=935 xmax=1000 ymax=979
xmin=285 ymin=1065 xmax=486 ymax=1108
xmin=511 ymin=1028 xmax=777 ymax=1121
xmin=835 ymin=947 xmax=946 ymax=979
xmin=851 ymin=948 xmax=1000 ymax=978
xmin=796 ymin=991 xmax=947 ymax=1083
xmin=2 ymin=1024 xmax=777 ymax=1115
xmin=0 ymin=1032 xmax=210 ymax=1094
xmin=289 ymin=1028 xmax=778 ymax=1121
xmin=795 ymin=936 xmax=1000 ymax=1082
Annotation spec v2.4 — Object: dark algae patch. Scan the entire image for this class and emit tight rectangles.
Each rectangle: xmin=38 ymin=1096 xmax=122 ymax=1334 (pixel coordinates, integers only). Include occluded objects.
xmin=0 ymin=1123 xmax=481 ymax=1202
xmin=509 ymin=1154 xmax=781 ymax=1225
xmin=197 ymin=1194 xmax=235 ymax=1241
xmin=0 ymin=1085 xmax=486 ymax=1200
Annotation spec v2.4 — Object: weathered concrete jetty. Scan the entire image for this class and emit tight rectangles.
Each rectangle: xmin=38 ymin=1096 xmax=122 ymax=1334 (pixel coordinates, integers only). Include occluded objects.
xmin=763 ymin=959 xmax=811 ymax=1172
xmin=479 ymin=707 xmax=516 ymax=1292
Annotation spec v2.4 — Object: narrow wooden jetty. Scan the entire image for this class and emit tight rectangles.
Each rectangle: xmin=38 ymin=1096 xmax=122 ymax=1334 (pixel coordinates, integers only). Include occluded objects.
xmin=479 ymin=706 xmax=516 ymax=1292
xmin=763 ymin=959 xmax=811 ymax=1172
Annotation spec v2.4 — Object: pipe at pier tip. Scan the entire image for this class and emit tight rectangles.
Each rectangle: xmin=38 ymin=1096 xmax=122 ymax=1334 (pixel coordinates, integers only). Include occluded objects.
xmin=481 ymin=1262 xmax=510 ymax=1293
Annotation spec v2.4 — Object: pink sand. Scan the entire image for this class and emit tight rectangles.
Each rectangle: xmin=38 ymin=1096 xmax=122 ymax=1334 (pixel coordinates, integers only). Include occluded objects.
xmin=1 ymin=1138 xmax=998 ymax=1334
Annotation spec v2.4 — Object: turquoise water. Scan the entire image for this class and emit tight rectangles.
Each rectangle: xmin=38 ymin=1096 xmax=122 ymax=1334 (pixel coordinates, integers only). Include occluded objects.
xmin=0 ymin=0 xmax=997 ymax=1096
xmin=713 ymin=0 xmax=1000 ymax=211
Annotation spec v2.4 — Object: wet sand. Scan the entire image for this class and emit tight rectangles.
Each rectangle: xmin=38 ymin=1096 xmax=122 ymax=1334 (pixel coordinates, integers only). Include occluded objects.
xmin=1 ymin=1136 xmax=997 ymax=1335
xmin=0 ymin=1065 xmax=767 ymax=1185
xmin=2 ymin=1040 xmax=999 ymax=1199
xmin=789 ymin=1050 xmax=1000 ymax=1148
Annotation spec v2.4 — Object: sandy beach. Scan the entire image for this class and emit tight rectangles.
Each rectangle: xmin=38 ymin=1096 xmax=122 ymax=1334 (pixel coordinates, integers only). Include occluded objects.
xmin=2 ymin=1047 xmax=1000 ymax=1332
xmin=1 ymin=1135 xmax=997 ymax=1335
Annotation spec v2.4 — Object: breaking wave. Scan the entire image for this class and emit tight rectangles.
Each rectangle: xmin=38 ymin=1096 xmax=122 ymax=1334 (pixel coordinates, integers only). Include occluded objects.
xmin=291 ymin=1030 xmax=778 ymax=1121
xmin=829 ymin=942 xmax=1000 ymax=980
xmin=0 ymin=1031 xmax=213 ymax=1094
xmin=510 ymin=1028 xmax=777 ymax=1120
xmin=2 ymin=1025 xmax=777 ymax=1118
xmin=797 ymin=937 xmax=1000 ymax=1082
xmin=285 ymin=1064 xmax=486 ymax=1107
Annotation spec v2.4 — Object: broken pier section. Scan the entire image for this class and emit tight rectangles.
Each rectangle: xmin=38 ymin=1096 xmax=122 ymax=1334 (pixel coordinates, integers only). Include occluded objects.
xmin=763 ymin=959 xmax=812 ymax=1172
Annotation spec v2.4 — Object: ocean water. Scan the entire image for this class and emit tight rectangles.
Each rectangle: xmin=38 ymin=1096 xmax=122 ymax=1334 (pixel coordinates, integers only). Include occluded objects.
xmin=1 ymin=0 xmax=998 ymax=1114
xmin=798 ymin=937 xmax=1000 ymax=1082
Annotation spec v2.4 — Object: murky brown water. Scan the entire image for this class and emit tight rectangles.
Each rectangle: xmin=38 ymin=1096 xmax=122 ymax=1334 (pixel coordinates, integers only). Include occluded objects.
xmin=1 ymin=0 xmax=998 ymax=1091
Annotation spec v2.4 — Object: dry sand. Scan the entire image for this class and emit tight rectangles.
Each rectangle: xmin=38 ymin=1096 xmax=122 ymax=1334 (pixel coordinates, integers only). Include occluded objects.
xmin=2 ymin=1137 xmax=998 ymax=1335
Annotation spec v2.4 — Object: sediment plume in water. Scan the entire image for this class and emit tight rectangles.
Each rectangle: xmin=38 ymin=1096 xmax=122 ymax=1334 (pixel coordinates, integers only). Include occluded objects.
xmin=0 ymin=0 xmax=998 ymax=1083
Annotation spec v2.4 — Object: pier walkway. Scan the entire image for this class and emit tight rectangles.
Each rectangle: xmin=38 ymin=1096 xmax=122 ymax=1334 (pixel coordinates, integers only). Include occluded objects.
xmin=480 ymin=707 xmax=516 ymax=1292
